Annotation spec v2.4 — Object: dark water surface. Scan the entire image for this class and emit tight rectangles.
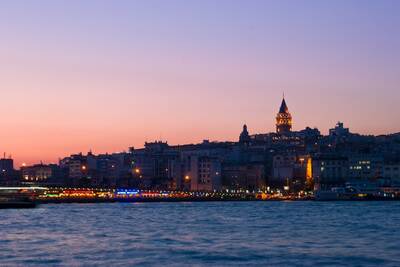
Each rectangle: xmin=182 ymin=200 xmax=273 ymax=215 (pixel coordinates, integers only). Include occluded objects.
xmin=1 ymin=202 xmax=400 ymax=266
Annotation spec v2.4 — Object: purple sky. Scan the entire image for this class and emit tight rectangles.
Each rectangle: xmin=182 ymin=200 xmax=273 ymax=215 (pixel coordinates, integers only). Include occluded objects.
xmin=0 ymin=0 xmax=399 ymax=165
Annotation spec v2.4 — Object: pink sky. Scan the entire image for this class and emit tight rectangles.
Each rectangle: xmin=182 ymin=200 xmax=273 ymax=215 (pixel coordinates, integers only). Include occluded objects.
xmin=0 ymin=1 xmax=399 ymax=166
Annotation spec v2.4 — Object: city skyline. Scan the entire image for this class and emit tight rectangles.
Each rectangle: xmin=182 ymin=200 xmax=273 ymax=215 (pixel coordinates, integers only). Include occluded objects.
xmin=2 ymin=2 xmax=400 ymax=266
xmin=2 ymin=95 xmax=398 ymax=167
xmin=1 ymin=1 xmax=400 ymax=165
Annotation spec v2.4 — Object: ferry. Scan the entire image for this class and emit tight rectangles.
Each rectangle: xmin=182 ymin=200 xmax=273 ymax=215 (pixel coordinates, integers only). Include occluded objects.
xmin=0 ymin=187 xmax=47 ymax=208
xmin=315 ymin=182 xmax=399 ymax=201
xmin=315 ymin=187 xmax=355 ymax=201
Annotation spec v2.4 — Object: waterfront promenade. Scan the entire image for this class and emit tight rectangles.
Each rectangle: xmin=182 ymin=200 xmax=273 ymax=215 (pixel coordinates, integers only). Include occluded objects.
xmin=3 ymin=187 xmax=400 ymax=205
xmin=38 ymin=188 xmax=297 ymax=203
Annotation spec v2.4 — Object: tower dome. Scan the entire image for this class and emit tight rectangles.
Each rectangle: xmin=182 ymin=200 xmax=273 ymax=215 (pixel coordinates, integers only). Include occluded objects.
xmin=239 ymin=124 xmax=251 ymax=143
xmin=276 ymin=97 xmax=292 ymax=134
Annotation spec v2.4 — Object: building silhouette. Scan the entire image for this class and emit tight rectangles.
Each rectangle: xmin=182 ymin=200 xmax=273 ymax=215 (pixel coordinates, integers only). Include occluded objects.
xmin=6 ymin=95 xmax=400 ymax=192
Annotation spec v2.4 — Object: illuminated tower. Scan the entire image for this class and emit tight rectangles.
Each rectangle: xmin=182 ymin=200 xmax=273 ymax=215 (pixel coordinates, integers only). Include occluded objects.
xmin=276 ymin=97 xmax=292 ymax=134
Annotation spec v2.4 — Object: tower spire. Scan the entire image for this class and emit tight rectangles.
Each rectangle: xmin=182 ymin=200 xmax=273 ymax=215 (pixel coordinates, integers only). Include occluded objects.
xmin=276 ymin=95 xmax=292 ymax=134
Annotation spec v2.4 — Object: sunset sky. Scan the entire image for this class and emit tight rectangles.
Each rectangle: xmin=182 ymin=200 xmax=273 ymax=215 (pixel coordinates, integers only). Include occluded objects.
xmin=1 ymin=0 xmax=399 ymax=166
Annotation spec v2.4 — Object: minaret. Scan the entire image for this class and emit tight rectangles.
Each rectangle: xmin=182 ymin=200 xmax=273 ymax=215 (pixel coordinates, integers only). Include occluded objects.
xmin=276 ymin=96 xmax=292 ymax=134
xmin=239 ymin=124 xmax=251 ymax=143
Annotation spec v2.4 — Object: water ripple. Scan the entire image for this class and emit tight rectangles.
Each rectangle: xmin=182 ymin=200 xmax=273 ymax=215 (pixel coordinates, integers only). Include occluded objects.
xmin=1 ymin=202 xmax=400 ymax=266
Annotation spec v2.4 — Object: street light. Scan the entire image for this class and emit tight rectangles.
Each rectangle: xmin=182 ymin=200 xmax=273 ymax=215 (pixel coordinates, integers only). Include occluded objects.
xmin=284 ymin=186 xmax=290 ymax=191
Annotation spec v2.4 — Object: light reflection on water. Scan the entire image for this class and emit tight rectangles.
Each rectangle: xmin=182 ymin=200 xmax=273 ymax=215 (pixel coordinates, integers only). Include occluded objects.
xmin=1 ymin=201 xmax=400 ymax=266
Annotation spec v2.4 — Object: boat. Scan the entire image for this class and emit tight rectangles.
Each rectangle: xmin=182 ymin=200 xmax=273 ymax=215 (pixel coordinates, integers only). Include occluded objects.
xmin=0 ymin=187 xmax=45 ymax=209
xmin=314 ymin=187 xmax=363 ymax=200
xmin=0 ymin=196 xmax=37 ymax=208
xmin=315 ymin=181 xmax=398 ymax=201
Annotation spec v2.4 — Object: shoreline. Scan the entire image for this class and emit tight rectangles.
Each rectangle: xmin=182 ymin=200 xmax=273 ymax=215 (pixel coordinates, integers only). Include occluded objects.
xmin=36 ymin=197 xmax=400 ymax=204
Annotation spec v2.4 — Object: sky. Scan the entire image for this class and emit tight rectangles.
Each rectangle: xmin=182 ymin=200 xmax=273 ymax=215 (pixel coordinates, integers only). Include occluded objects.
xmin=0 ymin=0 xmax=399 ymax=166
